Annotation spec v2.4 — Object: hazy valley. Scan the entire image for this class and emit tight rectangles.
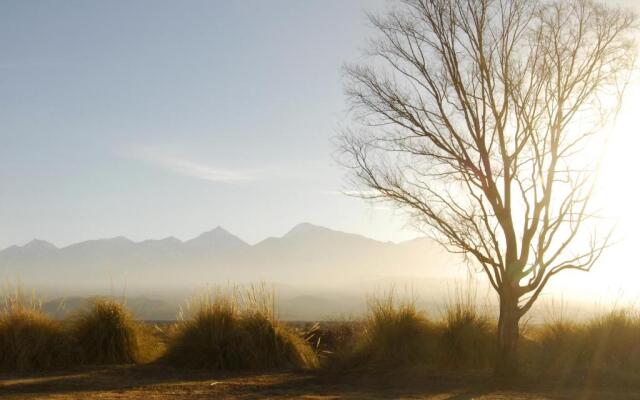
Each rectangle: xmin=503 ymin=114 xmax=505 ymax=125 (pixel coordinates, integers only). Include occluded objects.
xmin=1 ymin=223 xmax=466 ymax=320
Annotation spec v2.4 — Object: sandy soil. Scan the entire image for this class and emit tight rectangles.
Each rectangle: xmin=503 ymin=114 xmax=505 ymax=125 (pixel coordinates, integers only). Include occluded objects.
xmin=0 ymin=365 xmax=637 ymax=400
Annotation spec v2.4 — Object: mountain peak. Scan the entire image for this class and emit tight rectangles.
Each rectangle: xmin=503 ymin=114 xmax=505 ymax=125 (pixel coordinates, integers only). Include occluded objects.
xmin=186 ymin=226 xmax=248 ymax=248
xmin=22 ymin=239 xmax=57 ymax=250
xmin=212 ymin=226 xmax=230 ymax=234
xmin=196 ymin=226 xmax=232 ymax=238
xmin=284 ymin=223 xmax=331 ymax=238
xmin=105 ymin=236 xmax=133 ymax=244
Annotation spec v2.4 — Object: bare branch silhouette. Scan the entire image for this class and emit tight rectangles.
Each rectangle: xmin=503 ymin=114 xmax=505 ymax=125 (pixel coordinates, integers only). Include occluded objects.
xmin=339 ymin=0 xmax=637 ymax=379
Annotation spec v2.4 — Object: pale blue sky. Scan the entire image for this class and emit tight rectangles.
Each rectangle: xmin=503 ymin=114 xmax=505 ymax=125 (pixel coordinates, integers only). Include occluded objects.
xmin=2 ymin=0 xmax=638 ymax=251
xmin=0 ymin=0 xmax=419 ymax=248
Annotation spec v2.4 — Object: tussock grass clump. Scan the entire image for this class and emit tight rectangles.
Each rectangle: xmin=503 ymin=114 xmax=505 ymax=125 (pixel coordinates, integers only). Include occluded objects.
xmin=582 ymin=310 xmax=640 ymax=372
xmin=71 ymin=299 xmax=149 ymax=365
xmin=534 ymin=319 xmax=585 ymax=378
xmin=0 ymin=290 xmax=72 ymax=372
xmin=438 ymin=289 xmax=494 ymax=369
xmin=534 ymin=308 xmax=640 ymax=380
xmin=332 ymin=284 xmax=493 ymax=371
xmin=165 ymin=286 xmax=318 ymax=370
xmin=345 ymin=291 xmax=436 ymax=368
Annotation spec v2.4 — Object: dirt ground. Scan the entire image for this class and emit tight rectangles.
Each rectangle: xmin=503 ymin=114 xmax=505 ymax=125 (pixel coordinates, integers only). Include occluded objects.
xmin=1 ymin=365 xmax=637 ymax=400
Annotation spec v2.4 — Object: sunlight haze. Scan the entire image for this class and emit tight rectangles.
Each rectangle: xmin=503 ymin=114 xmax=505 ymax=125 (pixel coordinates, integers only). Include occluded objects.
xmin=1 ymin=0 xmax=639 ymax=305
xmin=3 ymin=1 xmax=640 ymax=394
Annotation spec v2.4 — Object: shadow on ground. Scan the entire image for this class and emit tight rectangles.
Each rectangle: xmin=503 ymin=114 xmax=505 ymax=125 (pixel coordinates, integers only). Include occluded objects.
xmin=0 ymin=364 xmax=636 ymax=399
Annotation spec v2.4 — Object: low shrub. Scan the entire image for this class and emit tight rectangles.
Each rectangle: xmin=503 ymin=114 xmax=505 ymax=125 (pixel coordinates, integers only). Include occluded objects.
xmin=301 ymin=320 xmax=363 ymax=363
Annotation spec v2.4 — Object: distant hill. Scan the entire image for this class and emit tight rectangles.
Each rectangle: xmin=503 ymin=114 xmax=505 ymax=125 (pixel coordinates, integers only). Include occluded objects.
xmin=0 ymin=223 xmax=464 ymax=293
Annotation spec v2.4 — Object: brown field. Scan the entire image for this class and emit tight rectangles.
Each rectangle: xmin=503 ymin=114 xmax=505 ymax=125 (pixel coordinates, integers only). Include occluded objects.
xmin=1 ymin=364 xmax=638 ymax=400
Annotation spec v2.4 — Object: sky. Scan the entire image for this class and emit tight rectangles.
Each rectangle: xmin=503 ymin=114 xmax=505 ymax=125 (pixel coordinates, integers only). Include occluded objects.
xmin=0 ymin=0 xmax=418 ymax=249
xmin=1 ymin=0 xmax=639 ymax=303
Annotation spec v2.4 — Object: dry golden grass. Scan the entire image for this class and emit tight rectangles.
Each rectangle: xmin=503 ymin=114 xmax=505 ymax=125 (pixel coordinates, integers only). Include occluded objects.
xmin=533 ymin=308 xmax=640 ymax=382
xmin=71 ymin=299 xmax=159 ymax=365
xmin=4 ymin=282 xmax=640 ymax=390
xmin=438 ymin=287 xmax=494 ymax=369
xmin=336 ymin=288 xmax=495 ymax=370
xmin=0 ymin=290 xmax=73 ymax=372
xmin=165 ymin=285 xmax=318 ymax=370
xmin=338 ymin=290 xmax=437 ymax=368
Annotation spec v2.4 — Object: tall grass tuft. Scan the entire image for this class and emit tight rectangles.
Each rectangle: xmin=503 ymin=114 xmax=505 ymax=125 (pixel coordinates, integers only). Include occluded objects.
xmin=0 ymin=289 xmax=73 ymax=372
xmin=582 ymin=310 xmax=640 ymax=373
xmin=534 ymin=307 xmax=640 ymax=381
xmin=438 ymin=286 xmax=494 ymax=369
xmin=344 ymin=289 xmax=436 ymax=368
xmin=71 ymin=299 xmax=149 ymax=365
xmin=165 ymin=285 xmax=318 ymax=370
xmin=535 ymin=318 xmax=584 ymax=379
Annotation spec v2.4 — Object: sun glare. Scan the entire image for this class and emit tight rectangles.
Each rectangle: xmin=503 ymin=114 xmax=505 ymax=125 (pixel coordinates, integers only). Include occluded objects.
xmin=580 ymin=88 xmax=640 ymax=299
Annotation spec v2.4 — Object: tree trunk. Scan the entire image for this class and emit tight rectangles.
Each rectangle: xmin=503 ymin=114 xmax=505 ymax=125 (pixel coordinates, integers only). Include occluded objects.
xmin=494 ymin=292 xmax=520 ymax=381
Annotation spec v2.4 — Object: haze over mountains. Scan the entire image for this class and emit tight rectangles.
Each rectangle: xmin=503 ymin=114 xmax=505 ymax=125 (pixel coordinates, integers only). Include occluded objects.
xmin=1 ymin=223 xmax=464 ymax=291
xmin=2 ymin=223 xmax=600 ymax=321
xmin=0 ymin=223 xmax=470 ymax=320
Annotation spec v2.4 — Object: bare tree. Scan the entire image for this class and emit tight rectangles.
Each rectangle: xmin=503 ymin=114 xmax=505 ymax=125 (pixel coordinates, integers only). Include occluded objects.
xmin=340 ymin=0 xmax=636 ymax=379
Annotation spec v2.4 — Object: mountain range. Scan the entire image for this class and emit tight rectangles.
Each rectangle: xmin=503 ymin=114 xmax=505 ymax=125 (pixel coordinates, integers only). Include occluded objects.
xmin=0 ymin=223 xmax=464 ymax=293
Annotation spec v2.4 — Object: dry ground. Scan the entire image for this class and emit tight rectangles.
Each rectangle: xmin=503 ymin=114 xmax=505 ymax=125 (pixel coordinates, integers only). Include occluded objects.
xmin=1 ymin=365 xmax=637 ymax=400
